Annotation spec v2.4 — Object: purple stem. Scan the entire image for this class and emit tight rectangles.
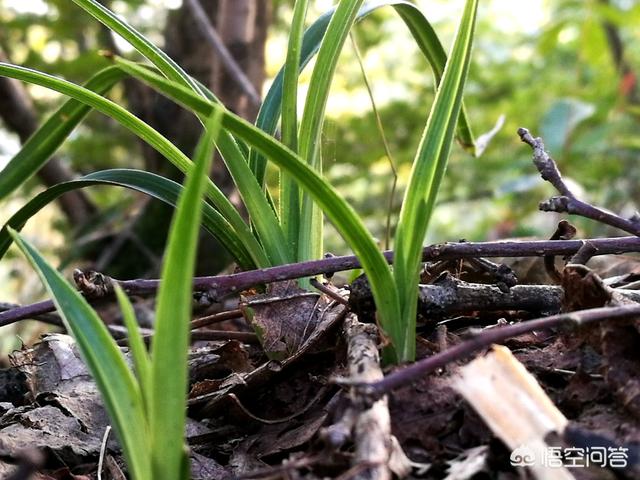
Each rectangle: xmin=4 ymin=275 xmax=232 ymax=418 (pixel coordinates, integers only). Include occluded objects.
xmin=3 ymin=236 xmax=640 ymax=326
xmin=370 ymin=303 xmax=640 ymax=395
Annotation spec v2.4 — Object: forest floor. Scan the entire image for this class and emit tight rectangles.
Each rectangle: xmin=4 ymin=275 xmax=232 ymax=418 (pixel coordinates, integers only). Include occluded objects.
xmin=1 ymin=246 xmax=640 ymax=480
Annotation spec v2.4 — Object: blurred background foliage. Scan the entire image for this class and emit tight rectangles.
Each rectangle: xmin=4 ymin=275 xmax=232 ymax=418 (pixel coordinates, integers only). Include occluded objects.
xmin=1 ymin=0 xmax=639 ymax=300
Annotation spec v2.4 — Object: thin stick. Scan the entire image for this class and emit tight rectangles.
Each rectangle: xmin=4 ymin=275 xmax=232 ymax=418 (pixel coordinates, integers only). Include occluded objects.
xmin=115 ymin=327 xmax=258 ymax=346
xmin=369 ymin=303 xmax=640 ymax=396
xmin=226 ymin=387 xmax=328 ymax=425
xmin=310 ymin=278 xmax=349 ymax=306
xmin=189 ymin=308 xmax=243 ymax=330
xmin=118 ymin=236 xmax=640 ymax=297
xmin=519 ymin=127 xmax=640 ymax=236
xmin=97 ymin=425 xmax=112 ymax=480
xmin=4 ymin=236 xmax=640 ymax=326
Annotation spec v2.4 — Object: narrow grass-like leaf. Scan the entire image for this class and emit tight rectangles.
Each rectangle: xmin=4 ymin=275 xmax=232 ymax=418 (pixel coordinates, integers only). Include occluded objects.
xmin=393 ymin=0 xmax=478 ymax=361
xmin=0 ymin=169 xmax=256 ymax=269
xmin=297 ymin=0 xmax=364 ymax=167
xmin=149 ymin=110 xmax=220 ymax=480
xmin=297 ymin=0 xmax=365 ymax=263
xmin=0 ymin=66 xmax=126 ymax=202
xmin=70 ymin=0 xmax=265 ymax=214
xmin=280 ymin=0 xmax=309 ymax=254
xmin=251 ymin=0 xmax=477 ymax=186
xmin=9 ymin=228 xmax=150 ymax=480
xmin=392 ymin=2 xmax=476 ymax=152
xmin=0 ymin=63 xmax=268 ymax=268
xmin=98 ymin=63 xmax=403 ymax=359
xmin=71 ymin=0 xmax=202 ymax=96
xmin=114 ymin=284 xmax=151 ymax=411
xmin=75 ymin=0 xmax=259 ymax=177
xmin=114 ymin=58 xmax=291 ymax=265
xmin=350 ymin=32 xmax=397 ymax=249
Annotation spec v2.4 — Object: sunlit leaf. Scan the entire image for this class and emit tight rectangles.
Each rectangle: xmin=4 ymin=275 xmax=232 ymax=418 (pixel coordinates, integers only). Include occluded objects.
xmin=114 ymin=284 xmax=152 ymax=412
xmin=393 ymin=0 xmax=478 ymax=361
xmin=280 ymin=0 xmax=310 ymax=254
xmin=149 ymin=110 xmax=220 ymax=480
xmin=0 ymin=169 xmax=255 ymax=270
xmin=102 ymin=59 xmax=403 ymax=359
xmin=0 ymin=62 xmax=269 ymax=268
xmin=0 ymin=66 xmax=126 ymax=202
xmin=251 ymin=0 xmax=478 ymax=186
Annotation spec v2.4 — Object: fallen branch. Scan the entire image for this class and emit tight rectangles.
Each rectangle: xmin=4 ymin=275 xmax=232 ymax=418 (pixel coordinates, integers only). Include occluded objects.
xmin=368 ymin=303 xmax=640 ymax=397
xmin=324 ymin=314 xmax=410 ymax=480
xmin=423 ymin=276 xmax=640 ymax=317
xmin=349 ymin=275 xmax=564 ymax=320
xmin=4 ymin=235 xmax=640 ymax=326
xmin=419 ymin=278 xmax=562 ymax=317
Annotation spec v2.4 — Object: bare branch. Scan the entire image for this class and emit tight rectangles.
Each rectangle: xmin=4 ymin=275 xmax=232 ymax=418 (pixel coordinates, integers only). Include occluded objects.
xmin=518 ymin=127 xmax=640 ymax=236
xmin=369 ymin=303 xmax=640 ymax=396
xmin=4 ymin=235 xmax=640 ymax=326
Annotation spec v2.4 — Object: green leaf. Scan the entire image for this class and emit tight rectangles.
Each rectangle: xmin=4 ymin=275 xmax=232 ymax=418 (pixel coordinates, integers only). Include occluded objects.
xmin=296 ymin=0 xmax=366 ymax=263
xmin=114 ymin=284 xmax=152 ymax=412
xmin=70 ymin=0 xmax=202 ymax=95
xmin=0 ymin=62 xmax=269 ymax=269
xmin=70 ymin=0 xmax=279 ymax=256
xmin=0 ymin=66 xmax=126 ymax=202
xmin=114 ymin=58 xmax=292 ymax=265
xmin=98 ymin=63 xmax=402 ymax=359
xmin=251 ymin=0 xmax=477 ymax=186
xmin=9 ymin=228 xmax=150 ymax=480
xmin=149 ymin=110 xmax=220 ymax=480
xmin=0 ymin=169 xmax=256 ymax=270
xmin=393 ymin=0 xmax=478 ymax=361
xmin=280 ymin=0 xmax=309 ymax=255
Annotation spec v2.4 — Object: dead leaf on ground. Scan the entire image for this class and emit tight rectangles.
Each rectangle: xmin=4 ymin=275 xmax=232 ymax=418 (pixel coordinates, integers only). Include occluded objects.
xmin=241 ymin=281 xmax=330 ymax=360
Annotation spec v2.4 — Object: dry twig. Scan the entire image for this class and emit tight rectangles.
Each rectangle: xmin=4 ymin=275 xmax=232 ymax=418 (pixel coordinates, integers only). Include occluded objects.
xmin=519 ymin=127 xmax=640 ymax=236
xmin=326 ymin=314 xmax=411 ymax=480
xmin=5 ymin=236 xmax=640 ymax=326
xmin=369 ymin=302 xmax=640 ymax=397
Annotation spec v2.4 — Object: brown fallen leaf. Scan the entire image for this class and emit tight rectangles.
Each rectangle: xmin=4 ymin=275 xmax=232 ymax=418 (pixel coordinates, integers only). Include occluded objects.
xmin=241 ymin=281 xmax=330 ymax=360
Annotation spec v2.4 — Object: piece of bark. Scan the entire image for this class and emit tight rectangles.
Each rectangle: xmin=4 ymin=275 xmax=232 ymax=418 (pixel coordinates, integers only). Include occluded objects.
xmin=419 ymin=273 xmax=563 ymax=317
xmin=453 ymin=345 xmax=573 ymax=480
xmin=332 ymin=314 xmax=411 ymax=480
xmin=352 ymin=271 xmax=640 ymax=323
xmin=350 ymin=273 xmax=564 ymax=321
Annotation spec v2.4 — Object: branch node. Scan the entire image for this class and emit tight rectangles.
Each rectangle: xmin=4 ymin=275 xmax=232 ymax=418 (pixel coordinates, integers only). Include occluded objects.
xmin=72 ymin=269 xmax=114 ymax=299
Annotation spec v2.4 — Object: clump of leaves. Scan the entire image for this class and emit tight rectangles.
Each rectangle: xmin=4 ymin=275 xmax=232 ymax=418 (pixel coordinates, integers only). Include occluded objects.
xmin=1 ymin=0 xmax=478 ymax=475
xmin=0 ymin=0 xmax=478 ymax=362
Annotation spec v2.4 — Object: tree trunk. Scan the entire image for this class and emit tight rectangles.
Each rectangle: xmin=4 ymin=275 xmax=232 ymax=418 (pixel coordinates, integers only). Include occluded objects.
xmin=213 ymin=0 xmax=270 ymax=122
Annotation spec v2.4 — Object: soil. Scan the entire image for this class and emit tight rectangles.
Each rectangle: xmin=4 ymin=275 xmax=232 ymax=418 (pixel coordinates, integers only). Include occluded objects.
xmin=1 ymin=256 xmax=639 ymax=479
